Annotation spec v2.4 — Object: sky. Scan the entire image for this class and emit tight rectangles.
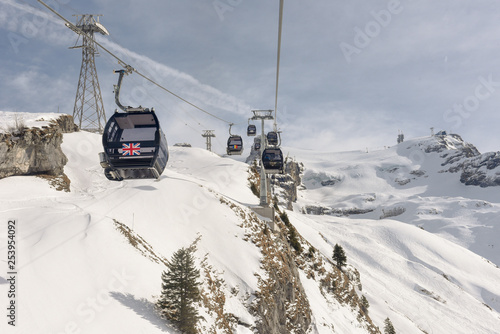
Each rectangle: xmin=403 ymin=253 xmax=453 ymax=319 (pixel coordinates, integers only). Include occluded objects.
xmin=1 ymin=0 xmax=500 ymax=155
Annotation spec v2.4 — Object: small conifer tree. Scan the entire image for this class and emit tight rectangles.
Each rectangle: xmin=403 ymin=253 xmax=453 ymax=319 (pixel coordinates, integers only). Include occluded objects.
xmin=280 ymin=211 xmax=302 ymax=253
xmin=156 ymin=247 xmax=201 ymax=334
xmin=332 ymin=244 xmax=347 ymax=269
xmin=360 ymin=295 xmax=370 ymax=314
xmin=384 ymin=317 xmax=396 ymax=334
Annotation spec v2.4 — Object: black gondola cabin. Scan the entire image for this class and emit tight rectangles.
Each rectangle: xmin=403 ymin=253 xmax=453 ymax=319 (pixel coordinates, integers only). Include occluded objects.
xmin=253 ymin=137 xmax=261 ymax=151
xmin=247 ymin=124 xmax=257 ymax=136
xmin=267 ymin=131 xmax=279 ymax=146
xmin=100 ymin=110 xmax=169 ymax=181
xmin=262 ymin=147 xmax=284 ymax=174
xmin=227 ymin=135 xmax=243 ymax=155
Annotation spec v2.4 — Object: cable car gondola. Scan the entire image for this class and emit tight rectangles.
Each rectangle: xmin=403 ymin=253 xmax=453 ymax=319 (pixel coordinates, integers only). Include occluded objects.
xmin=227 ymin=123 xmax=243 ymax=155
xmin=262 ymin=147 xmax=284 ymax=174
xmin=99 ymin=70 xmax=169 ymax=181
xmin=227 ymin=135 xmax=243 ymax=155
xmin=267 ymin=131 xmax=279 ymax=146
xmin=247 ymin=124 xmax=257 ymax=136
xmin=253 ymin=137 xmax=261 ymax=151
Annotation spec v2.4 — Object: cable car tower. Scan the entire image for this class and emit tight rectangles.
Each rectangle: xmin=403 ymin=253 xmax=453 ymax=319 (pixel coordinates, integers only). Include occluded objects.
xmin=251 ymin=109 xmax=274 ymax=206
xmin=70 ymin=14 xmax=109 ymax=133
xmin=202 ymin=130 xmax=216 ymax=152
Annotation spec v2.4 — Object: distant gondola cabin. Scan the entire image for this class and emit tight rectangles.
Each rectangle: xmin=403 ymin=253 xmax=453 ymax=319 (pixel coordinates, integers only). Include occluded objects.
xmin=247 ymin=124 xmax=257 ymax=136
xmin=227 ymin=135 xmax=243 ymax=155
xmin=262 ymin=147 xmax=284 ymax=174
xmin=267 ymin=131 xmax=279 ymax=146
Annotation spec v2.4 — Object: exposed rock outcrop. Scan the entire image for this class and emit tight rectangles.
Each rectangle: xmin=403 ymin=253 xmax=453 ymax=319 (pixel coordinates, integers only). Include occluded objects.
xmin=247 ymin=158 xmax=304 ymax=209
xmin=271 ymin=159 xmax=304 ymax=210
xmin=220 ymin=198 xmax=312 ymax=333
xmin=53 ymin=114 xmax=79 ymax=133
xmin=432 ymin=134 xmax=500 ymax=187
xmin=425 ymin=133 xmax=480 ymax=158
xmin=0 ymin=114 xmax=77 ymax=181
xmin=304 ymin=205 xmax=374 ymax=217
xmin=459 ymin=152 xmax=500 ymax=187
xmin=252 ymin=225 xmax=312 ymax=334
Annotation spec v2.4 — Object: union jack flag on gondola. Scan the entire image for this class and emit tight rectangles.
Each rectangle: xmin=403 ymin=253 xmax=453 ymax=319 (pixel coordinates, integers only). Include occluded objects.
xmin=122 ymin=143 xmax=141 ymax=156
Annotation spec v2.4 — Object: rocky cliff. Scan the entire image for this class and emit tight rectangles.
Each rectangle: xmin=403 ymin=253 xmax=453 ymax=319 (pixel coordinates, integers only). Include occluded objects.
xmin=432 ymin=134 xmax=500 ymax=187
xmin=0 ymin=113 xmax=77 ymax=184
xmin=271 ymin=159 xmax=304 ymax=210
xmin=459 ymin=152 xmax=500 ymax=187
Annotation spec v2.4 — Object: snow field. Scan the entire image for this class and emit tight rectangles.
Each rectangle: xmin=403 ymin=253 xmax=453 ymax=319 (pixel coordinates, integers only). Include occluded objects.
xmin=1 ymin=132 xmax=265 ymax=333
xmin=290 ymin=212 xmax=500 ymax=333
xmin=1 ymin=130 xmax=499 ymax=333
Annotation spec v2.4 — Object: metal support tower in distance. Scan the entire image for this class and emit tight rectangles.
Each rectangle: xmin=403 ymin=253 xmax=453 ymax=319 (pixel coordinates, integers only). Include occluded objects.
xmin=202 ymin=130 xmax=216 ymax=152
xmin=70 ymin=14 xmax=109 ymax=133
xmin=397 ymin=130 xmax=404 ymax=144
xmin=251 ymin=110 xmax=274 ymax=207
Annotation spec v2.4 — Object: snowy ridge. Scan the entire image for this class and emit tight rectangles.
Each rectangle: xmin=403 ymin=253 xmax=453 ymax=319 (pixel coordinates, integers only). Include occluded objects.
xmin=0 ymin=130 xmax=499 ymax=333
xmin=0 ymin=111 xmax=64 ymax=134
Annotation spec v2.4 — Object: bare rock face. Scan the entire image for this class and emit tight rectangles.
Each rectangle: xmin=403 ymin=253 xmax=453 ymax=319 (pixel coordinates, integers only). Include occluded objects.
xmin=432 ymin=134 xmax=500 ymax=187
xmin=249 ymin=218 xmax=312 ymax=334
xmin=53 ymin=114 xmax=79 ymax=133
xmin=459 ymin=152 xmax=500 ymax=187
xmin=0 ymin=114 xmax=77 ymax=179
xmin=304 ymin=205 xmax=374 ymax=217
xmin=425 ymin=133 xmax=480 ymax=158
xmin=272 ymin=159 xmax=304 ymax=210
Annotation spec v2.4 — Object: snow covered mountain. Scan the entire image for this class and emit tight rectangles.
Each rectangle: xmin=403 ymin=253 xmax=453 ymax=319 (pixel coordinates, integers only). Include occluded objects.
xmin=1 ymin=123 xmax=500 ymax=334
xmin=290 ymin=134 xmax=500 ymax=267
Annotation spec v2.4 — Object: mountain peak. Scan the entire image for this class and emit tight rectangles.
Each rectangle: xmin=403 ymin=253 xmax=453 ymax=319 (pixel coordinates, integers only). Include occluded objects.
xmin=399 ymin=132 xmax=480 ymax=157
xmin=425 ymin=133 xmax=480 ymax=156
xmin=394 ymin=132 xmax=500 ymax=188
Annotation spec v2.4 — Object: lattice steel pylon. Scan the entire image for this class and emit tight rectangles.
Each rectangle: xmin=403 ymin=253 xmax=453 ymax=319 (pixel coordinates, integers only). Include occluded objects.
xmin=70 ymin=14 xmax=109 ymax=133
xmin=202 ymin=130 xmax=216 ymax=152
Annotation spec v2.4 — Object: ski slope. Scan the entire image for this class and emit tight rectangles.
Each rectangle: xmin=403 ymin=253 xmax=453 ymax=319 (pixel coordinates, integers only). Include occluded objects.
xmin=0 ymin=130 xmax=499 ymax=333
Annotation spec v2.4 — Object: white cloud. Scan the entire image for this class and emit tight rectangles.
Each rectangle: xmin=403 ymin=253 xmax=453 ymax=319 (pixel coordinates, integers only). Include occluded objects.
xmin=97 ymin=38 xmax=252 ymax=119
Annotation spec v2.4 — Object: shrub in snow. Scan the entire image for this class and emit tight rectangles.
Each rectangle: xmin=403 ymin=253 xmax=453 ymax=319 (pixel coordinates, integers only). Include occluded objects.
xmin=5 ymin=113 xmax=26 ymax=135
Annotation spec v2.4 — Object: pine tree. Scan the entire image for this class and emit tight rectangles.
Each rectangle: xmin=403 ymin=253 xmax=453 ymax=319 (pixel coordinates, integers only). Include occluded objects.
xmin=384 ymin=317 xmax=396 ymax=334
xmin=332 ymin=244 xmax=347 ymax=269
xmin=156 ymin=247 xmax=201 ymax=334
